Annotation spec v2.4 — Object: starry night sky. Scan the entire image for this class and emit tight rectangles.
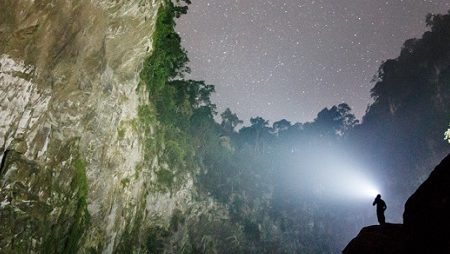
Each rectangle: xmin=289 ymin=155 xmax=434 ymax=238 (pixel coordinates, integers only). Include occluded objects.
xmin=176 ymin=0 xmax=450 ymax=124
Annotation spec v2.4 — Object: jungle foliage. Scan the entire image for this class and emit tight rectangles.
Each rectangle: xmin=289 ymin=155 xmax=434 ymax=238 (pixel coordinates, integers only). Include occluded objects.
xmin=139 ymin=2 xmax=450 ymax=252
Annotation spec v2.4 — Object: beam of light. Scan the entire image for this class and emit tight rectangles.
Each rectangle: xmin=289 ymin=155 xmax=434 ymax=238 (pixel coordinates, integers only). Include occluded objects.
xmin=314 ymin=167 xmax=381 ymax=201
xmin=293 ymin=148 xmax=381 ymax=201
xmin=334 ymin=172 xmax=380 ymax=199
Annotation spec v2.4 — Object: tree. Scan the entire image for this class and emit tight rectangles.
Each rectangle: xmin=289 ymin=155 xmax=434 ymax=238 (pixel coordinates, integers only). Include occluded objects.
xmin=169 ymin=80 xmax=215 ymax=109
xmin=272 ymin=119 xmax=291 ymax=136
xmin=220 ymin=108 xmax=243 ymax=134
xmin=174 ymin=0 xmax=191 ymax=18
xmin=336 ymin=103 xmax=359 ymax=134
xmin=312 ymin=103 xmax=357 ymax=137
xmin=239 ymin=117 xmax=272 ymax=154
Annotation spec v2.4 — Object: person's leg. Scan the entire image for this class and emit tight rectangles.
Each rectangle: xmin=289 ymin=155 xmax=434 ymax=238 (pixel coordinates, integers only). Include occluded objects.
xmin=377 ymin=211 xmax=382 ymax=224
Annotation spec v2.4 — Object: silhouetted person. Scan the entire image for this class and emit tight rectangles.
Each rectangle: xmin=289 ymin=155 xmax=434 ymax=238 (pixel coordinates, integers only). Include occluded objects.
xmin=373 ymin=194 xmax=387 ymax=225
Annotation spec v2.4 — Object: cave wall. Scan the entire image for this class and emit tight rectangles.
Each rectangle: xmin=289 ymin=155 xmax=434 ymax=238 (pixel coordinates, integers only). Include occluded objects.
xmin=0 ymin=0 xmax=199 ymax=252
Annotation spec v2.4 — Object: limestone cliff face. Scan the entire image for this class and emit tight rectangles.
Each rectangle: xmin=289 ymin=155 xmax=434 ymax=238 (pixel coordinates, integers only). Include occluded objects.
xmin=0 ymin=1 xmax=198 ymax=252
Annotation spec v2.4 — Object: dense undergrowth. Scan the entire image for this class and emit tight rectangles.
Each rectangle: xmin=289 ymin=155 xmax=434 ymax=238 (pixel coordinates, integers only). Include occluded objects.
xmin=140 ymin=0 xmax=216 ymax=189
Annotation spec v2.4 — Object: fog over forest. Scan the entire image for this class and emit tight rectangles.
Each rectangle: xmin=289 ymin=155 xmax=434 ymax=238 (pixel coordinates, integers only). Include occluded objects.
xmin=1 ymin=1 xmax=449 ymax=253
xmin=173 ymin=8 xmax=450 ymax=252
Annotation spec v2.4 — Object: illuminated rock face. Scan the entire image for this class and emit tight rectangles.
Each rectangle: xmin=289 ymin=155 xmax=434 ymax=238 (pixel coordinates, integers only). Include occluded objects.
xmin=343 ymin=153 xmax=450 ymax=254
xmin=0 ymin=1 xmax=196 ymax=252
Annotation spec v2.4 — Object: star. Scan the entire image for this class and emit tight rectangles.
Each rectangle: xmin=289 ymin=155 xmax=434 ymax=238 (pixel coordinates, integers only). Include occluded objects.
xmin=177 ymin=0 xmax=450 ymax=124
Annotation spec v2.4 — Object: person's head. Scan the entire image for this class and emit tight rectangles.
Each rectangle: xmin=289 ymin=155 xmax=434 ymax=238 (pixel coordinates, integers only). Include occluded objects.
xmin=376 ymin=194 xmax=381 ymax=199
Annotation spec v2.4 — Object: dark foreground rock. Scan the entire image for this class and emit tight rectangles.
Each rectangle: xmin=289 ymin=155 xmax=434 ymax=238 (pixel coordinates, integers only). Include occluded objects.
xmin=403 ymin=153 xmax=450 ymax=253
xmin=343 ymin=153 xmax=450 ymax=254
xmin=342 ymin=224 xmax=405 ymax=254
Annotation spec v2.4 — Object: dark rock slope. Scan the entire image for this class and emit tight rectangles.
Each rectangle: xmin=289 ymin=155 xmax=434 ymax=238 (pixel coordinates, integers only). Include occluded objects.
xmin=403 ymin=153 xmax=450 ymax=253
xmin=343 ymin=153 xmax=450 ymax=254
xmin=343 ymin=224 xmax=405 ymax=254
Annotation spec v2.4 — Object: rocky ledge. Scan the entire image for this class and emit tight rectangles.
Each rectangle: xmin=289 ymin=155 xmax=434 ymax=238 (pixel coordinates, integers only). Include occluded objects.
xmin=343 ymin=153 xmax=450 ymax=254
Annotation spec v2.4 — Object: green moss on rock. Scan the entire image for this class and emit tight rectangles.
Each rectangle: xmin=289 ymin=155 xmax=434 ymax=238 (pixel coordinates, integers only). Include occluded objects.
xmin=40 ymin=140 xmax=90 ymax=254
xmin=146 ymin=226 xmax=170 ymax=254
xmin=156 ymin=169 xmax=174 ymax=189
xmin=64 ymin=156 xmax=90 ymax=253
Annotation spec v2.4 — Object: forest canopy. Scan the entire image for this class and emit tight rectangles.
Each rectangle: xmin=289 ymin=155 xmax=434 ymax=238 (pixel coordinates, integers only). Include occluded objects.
xmin=139 ymin=3 xmax=450 ymax=252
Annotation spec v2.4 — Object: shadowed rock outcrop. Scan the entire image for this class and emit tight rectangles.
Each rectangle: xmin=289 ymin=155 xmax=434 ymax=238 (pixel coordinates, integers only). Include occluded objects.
xmin=343 ymin=153 xmax=450 ymax=254
xmin=343 ymin=224 xmax=405 ymax=254
xmin=403 ymin=153 xmax=450 ymax=253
